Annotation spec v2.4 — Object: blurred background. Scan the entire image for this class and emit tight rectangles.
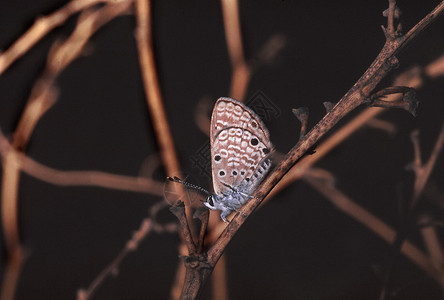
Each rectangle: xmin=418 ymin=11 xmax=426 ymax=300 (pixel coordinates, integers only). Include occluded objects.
xmin=1 ymin=0 xmax=444 ymax=299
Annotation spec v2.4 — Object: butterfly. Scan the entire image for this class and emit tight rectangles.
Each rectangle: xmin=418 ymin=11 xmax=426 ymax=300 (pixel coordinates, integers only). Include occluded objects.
xmin=169 ymin=97 xmax=273 ymax=223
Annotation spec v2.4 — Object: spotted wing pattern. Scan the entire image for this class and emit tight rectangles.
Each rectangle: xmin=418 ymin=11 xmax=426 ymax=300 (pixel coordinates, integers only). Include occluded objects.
xmin=210 ymin=97 xmax=273 ymax=194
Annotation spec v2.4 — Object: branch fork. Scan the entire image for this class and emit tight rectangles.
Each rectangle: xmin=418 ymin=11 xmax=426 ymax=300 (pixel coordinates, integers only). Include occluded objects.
xmin=365 ymin=86 xmax=418 ymax=116
xmin=172 ymin=1 xmax=444 ymax=299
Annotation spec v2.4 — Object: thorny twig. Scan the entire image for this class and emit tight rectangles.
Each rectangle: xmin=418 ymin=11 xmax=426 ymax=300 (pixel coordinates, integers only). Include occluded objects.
xmin=266 ymin=54 xmax=444 ymax=202
xmin=205 ymin=25 xmax=444 ymax=249
xmin=177 ymin=2 xmax=444 ymax=299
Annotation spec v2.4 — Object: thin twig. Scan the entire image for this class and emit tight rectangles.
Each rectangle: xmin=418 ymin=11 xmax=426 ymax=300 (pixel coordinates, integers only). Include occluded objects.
xmin=170 ymin=202 xmax=197 ymax=255
xmin=201 ymin=1 xmax=444 ymax=295
xmin=379 ymin=121 xmax=444 ymax=299
xmin=134 ymin=0 xmax=181 ymax=177
xmin=77 ymin=201 xmax=177 ymax=300
xmin=221 ymin=0 xmax=249 ymax=101
xmin=0 ymin=3 xmax=132 ymax=300
xmin=419 ymin=215 xmax=444 ymax=271
xmin=412 ymin=123 xmax=444 ymax=205
xmin=267 ymin=53 xmax=444 ymax=201
xmin=304 ymin=170 xmax=444 ymax=285
xmin=0 ymin=134 xmax=163 ymax=195
xmin=0 ymin=0 xmax=129 ymax=74
xmin=205 ymin=52 xmax=444 ymax=251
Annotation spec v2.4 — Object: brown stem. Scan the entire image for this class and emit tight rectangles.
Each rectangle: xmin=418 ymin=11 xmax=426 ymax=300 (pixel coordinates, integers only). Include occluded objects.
xmin=211 ymin=255 xmax=228 ymax=300
xmin=135 ymin=2 xmax=198 ymax=297
xmin=170 ymin=203 xmax=197 ymax=255
xmin=379 ymin=122 xmax=444 ymax=299
xmin=134 ymin=0 xmax=181 ymax=177
xmin=304 ymin=171 xmax=444 ymax=285
xmin=0 ymin=0 xmax=127 ymax=75
xmin=77 ymin=201 xmax=176 ymax=300
xmin=0 ymin=3 xmax=131 ymax=300
xmin=412 ymin=122 xmax=444 ymax=205
xmin=0 ymin=133 xmax=163 ymax=195
xmin=221 ymin=0 xmax=249 ymax=101
xmin=292 ymin=107 xmax=309 ymax=139
xmin=419 ymin=215 xmax=444 ymax=273
xmin=186 ymin=2 xmax=444 ymax=298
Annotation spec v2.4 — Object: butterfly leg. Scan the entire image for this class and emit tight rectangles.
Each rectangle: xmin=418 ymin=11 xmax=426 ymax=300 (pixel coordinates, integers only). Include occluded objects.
xmin=220 ymin=209 xmax=233 ymax=223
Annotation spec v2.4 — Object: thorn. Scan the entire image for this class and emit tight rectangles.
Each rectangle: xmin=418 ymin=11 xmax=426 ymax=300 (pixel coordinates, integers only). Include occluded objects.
xmin=323 ymin=101 xmax=335 ymax=113
xmin=292 ymin=107 xmax=309 ymax=139
xmin=368 ymin=86 xmax=418 ymax=116
xmin=292 ymin=107 xmax=309 ymax=122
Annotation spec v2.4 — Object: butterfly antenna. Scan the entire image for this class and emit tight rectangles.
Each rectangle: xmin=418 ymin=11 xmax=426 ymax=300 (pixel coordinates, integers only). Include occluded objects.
xmin=167 ymin=176 xmax=210 ymax=196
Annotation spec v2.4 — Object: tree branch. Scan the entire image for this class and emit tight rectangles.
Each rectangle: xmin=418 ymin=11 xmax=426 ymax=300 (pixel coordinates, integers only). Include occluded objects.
xmin=178 ymin=2 xmax=444 ymax=299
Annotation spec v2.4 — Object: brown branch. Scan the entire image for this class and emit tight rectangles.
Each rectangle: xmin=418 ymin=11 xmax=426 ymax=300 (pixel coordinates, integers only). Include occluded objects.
xmin=221 ymin=0 xmax=285 ymax=101
xmin=134 ymin=0 xmax=181 ymax=177
xmin=424 ymin=181 xmax=444 ymax=211
xmin=304 ymin=170 xmax=444 ymax=285
xmin=0 ymin=0 xmax=129 ymax=75
xmin=0 ymin=249 xmax=25 ymax=300
xmin=2 ymin=0 xmax=133 ymax=251
xmin=205 ymin=53 xmax=444 ymax=246
xmin=170 ymin=244 xmax=188 ymax=300
xmin=267 ymin=53 xmax=444 ymax=201
xmin=379 ymin=121 xmax=444 ymax=299
xmin=365 ymin=118 xmax=397 ymax=135
xmin=418 ymin=215 xmax=444 ymax=272
xmin=170 ymin=202 xmax=197 ymax=255
xmin=0 ymin=134 xmax=163 ymax=195
xmin=0 ymin=3 xmax=132 ymax=300
xmin=221 ymin=0 xmax=249 ymax=101
xmin=77 ymin=201 xmax=177 ymax=300
xmin=211 ymin=255 xmax=228 ymax=300
xmin=411 ymin=122 xmax=444 ymax=205
xmin=177 ymin=2 xmax=444 ymax=298
xmin=292 ymin=107 xmax=309 ymax=139
xmin=135 ymin=2 xmax=198 ymax=297
xmin=194 ymin=96 xmax=212 ymax=136
xmin=205 ymin=53 xmax=444 ymax=252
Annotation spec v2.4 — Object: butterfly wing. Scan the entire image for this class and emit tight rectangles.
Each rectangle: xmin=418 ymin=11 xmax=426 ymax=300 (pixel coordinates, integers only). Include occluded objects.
xmin=210 ymin=97 xmax=273 ymax=194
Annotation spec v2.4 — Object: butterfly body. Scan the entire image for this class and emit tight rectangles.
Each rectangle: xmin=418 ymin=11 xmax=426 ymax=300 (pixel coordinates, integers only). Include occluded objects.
xmin=203 ymin=97 xmax=274 ymax=222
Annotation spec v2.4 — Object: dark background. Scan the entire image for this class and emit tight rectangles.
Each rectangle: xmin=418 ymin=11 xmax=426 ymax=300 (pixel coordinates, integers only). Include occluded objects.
xmin=1 ymin=0 xmax=444 ymax=299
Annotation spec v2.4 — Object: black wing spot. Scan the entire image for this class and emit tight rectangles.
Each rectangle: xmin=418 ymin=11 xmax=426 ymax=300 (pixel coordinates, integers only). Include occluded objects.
xmin=219 ymin=170 xmax=226 ymax=176
xmin=232 ymin=170 xmax=238 ymax=176
xmin=214 ymin=155 xmax=221 ymax=161
xmin=262 ymin=148 xmax=270 ymax=154
xmin=251 ymin=138 xmax=259 ymax=146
